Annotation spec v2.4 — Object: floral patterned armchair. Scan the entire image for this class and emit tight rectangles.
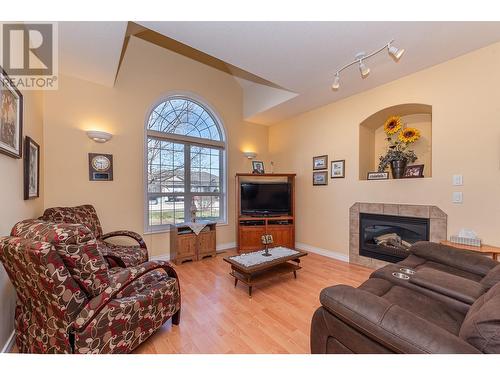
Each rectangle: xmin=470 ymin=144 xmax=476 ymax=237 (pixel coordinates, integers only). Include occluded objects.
xmin=0 ymin=219 xmax=180 ymax=354
xmin=41 ymin=205 xmax=148 ymax=267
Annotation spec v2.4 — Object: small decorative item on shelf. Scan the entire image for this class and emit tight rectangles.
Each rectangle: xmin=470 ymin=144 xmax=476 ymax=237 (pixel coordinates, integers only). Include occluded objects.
xmin=378 ymin=115 xmax=421 ymax=179
xmin=403 ymin=164 xmax=424 ymax=178
xmin=252 ymin=160 xmax=265 ymax=174
xmin=367 ymin=171 xmax=389 ymax=180
xmin=190 ymin=198 xmax=198 ymax=222
xmin=313 ymin=155 xmax=328 ymax=170
xmin=261 ymin=234 xmax=274 ymax=257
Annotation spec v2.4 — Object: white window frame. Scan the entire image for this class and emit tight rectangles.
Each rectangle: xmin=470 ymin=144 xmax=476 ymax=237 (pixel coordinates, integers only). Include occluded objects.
xmin=144 ymin=94 xmax=227 ymax=233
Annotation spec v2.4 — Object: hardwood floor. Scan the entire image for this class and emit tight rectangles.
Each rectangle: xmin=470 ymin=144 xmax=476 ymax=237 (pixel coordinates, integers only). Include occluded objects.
xmin=133 ymin=250 xmax=372 ymax=354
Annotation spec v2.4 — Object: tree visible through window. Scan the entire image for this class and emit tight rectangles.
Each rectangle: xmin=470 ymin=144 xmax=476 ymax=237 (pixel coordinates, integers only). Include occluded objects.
xmin=146 ymin=96 xmax=225 ymax=231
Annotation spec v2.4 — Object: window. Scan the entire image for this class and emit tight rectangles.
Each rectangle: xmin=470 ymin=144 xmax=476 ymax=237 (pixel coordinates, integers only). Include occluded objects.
xmin=146 ymin=96 xmax=226 ymax=231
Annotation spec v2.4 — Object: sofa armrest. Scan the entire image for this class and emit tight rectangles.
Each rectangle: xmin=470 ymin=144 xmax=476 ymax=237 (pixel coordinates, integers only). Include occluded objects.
xmin=410 ymin=268 xmax=485 ymax=304
xmin=101 ymin=230 xmax=147 ymax=249
xmin=410 ymin=241 xmax=497 ymax=276
xmin=73 ymin=260 xmax=178 ymax=331
xmin=320 ymin=285 xmax=480 ymax=353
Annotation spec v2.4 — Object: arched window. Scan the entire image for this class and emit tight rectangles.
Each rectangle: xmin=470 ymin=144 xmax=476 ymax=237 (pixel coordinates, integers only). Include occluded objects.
xmin=146 ymin=96 xmax=226 ymax=231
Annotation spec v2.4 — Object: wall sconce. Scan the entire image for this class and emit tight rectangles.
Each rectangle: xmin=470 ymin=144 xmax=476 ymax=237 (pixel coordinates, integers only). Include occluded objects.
xmin=243 ymin=151 xmax=257 ymax=159
xmin=86 ymin=130 xmax=113 ymax=143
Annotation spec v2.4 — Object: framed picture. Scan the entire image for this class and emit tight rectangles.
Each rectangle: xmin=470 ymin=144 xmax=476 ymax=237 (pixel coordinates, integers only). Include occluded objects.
xmin=0 ymin=68 xmax=23 ymax=158
xmin=252 ymin=160 xmax=265 ymax=174
xmin=403 ymin=164 xmax=425 ymax=178
xmin=24 ymin=136 xmax=40 ymax=200
xmin=331 ymin=160 xmax=345 ymax=178
xmin=313 ymin=155 xmax=328 ymax=170
xmin=313 ymin=171 xmax=328 ymax=185
xmin=367 ymin=172 xmax=389 ymax=180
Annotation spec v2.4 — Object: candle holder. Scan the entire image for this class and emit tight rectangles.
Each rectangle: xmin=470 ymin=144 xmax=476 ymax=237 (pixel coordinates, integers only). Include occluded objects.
xmin=261 ymin=234 xmax=274 ymax=257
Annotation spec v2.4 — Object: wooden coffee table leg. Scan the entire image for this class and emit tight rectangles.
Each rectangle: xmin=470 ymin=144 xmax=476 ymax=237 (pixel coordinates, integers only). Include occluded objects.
xmin=249 ymin=286 xmax=252 ymax=297
xmin=234 ymin=278 xmax=238 ymax=287
xmin=293 ymin=270 xmax=297 ymax=279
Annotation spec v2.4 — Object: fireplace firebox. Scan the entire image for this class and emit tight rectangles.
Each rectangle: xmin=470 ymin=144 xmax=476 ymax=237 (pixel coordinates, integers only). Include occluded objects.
xmin=359 ymin=213 xmax=430 ymax=263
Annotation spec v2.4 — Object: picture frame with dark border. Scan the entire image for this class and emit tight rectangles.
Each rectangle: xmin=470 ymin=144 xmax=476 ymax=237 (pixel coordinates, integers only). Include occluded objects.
xmin=24 ymin=136 xmax=40 ymax=200
xmin=252 ymin=160 xmax=265 ymax=174
xmin=367 ymin=171 xmax=389 ymax=180
xmin=403 ymin=164 xmax=425 ymax=178
xmin=0 ymin=68 xmax=23 ymax=159
xmin=313 ymin=155 xmax=328 ymax=170
xmin=313 ymin=171 xmax=328 ymax=185
xmin=331 ymin=159 xmax=345 ymax=178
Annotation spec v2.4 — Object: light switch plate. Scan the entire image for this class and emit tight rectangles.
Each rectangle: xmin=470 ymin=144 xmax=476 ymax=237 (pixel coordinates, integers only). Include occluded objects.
xmin=453 ymin=192 xmax=463 ymax=203
xmin=452 ymin=175 xmax=463 ymax=186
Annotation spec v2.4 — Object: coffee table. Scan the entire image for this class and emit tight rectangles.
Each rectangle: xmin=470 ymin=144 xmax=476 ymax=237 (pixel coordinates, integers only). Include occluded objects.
xmin=223 ymin=247 xmax=307 ymax=296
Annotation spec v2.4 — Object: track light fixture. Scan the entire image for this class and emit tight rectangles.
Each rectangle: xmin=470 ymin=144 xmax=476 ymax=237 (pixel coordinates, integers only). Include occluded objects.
xmin=331 ymin=39 xmax=405 ymax=91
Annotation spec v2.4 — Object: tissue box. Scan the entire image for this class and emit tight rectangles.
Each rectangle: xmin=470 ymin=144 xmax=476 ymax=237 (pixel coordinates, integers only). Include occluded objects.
xmin=450 ymin=235 xmax=482 ymax=247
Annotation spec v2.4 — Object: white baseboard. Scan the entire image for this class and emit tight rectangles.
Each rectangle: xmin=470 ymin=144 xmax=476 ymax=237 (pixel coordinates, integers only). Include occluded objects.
xmin=1 ymin=330 xmax=15 ymax=353
xmin=216 ymin=242 xmax=236 ymax=252
xmin=150 ymin=254 xmax=170 ymax=262
xmin=296 ymin=242 xmax=349 ymax=263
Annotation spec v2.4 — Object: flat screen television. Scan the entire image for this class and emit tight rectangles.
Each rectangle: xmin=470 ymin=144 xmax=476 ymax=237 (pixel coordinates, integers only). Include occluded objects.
xmin=240 ymin=182 xmax=291 ymax=216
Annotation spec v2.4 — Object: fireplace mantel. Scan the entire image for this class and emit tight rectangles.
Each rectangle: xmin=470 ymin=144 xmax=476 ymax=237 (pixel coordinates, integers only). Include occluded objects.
xmin=349 ymin=203 xmax=447 ymax=269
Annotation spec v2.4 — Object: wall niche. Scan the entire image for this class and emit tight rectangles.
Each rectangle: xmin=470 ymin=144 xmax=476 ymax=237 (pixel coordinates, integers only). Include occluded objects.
xmin=359 ymin=103 xmax=432 ymax=180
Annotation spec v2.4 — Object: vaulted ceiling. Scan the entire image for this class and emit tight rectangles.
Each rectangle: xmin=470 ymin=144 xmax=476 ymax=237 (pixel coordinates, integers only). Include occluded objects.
xmin=59 ymin=21 xmax=500 ymax=125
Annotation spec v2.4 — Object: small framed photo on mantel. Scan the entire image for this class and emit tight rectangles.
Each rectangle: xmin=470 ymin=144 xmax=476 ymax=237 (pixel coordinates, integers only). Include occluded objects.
xmin=403 ymin=164 xmax=425 ymax=178
xmin=313 ymin=155 xmax=328 ymax=170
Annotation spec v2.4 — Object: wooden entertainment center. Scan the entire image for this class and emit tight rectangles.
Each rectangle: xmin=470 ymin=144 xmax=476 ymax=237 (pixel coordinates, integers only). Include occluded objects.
xmin=236 ymin=173 xmax=296 ymax=253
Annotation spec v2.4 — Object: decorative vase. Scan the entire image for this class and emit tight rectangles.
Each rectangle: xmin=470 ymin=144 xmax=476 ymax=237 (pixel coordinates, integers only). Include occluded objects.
xmin=390 ymin=159 xmax=407 ymax=179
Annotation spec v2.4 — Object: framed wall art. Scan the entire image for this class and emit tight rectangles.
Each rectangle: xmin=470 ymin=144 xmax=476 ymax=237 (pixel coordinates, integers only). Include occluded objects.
xmin=24 ymin=136 xmax=40 ymax=200
xmin=331 ymin=160 xmax=345 ymax=178
xmin=313 ymin=171 xmax=328 ymax=185
xmin=0 ymin=68 xmax=23 ymax=158
xmin=313 ymin=155 xmax=328 ymax=170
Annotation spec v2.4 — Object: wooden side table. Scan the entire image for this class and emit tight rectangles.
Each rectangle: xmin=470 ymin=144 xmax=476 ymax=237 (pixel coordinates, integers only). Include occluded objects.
xmin=440 ymin=240 xmax=500 ymax=261
xmin=170 ymin=221 xmax=217 ymax=264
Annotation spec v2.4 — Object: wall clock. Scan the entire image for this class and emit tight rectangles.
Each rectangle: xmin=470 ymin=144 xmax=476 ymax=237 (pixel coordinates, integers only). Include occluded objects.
xmin=88 ymin=153 xmax=113 ymax=181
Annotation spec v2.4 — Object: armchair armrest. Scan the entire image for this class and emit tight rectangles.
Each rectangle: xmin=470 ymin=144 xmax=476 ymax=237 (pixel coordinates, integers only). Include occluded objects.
xmin=101 ymin=230 xmax=147 ymax=249
xmin=73 ymin=260 xmax=179 ymax=332
xmin=410 ymin=241 xmax=497 ymax=276
xmin=320 ymin=285 xmax=480 ymax=353
xmin=410 ymin=268 xmax=485 ymax=304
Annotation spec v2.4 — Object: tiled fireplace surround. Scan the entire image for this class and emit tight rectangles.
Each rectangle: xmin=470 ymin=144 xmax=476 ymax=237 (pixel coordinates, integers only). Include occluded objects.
xmin=349 ymin=203 xmax=447 ymax=268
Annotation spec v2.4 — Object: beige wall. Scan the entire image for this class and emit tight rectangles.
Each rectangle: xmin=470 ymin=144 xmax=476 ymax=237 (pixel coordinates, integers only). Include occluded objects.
xmin=43 ymin=36 xmax=270 ymax=257
xmin=0 ymin=90 xmax=44 ymax=349
xmin=269 ymin=42 xmax=500 ymax=256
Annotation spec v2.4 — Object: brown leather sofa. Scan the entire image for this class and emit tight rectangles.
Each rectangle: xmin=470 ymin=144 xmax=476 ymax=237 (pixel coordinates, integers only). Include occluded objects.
xmin=311 ymin=241 xmax=500 ymax=354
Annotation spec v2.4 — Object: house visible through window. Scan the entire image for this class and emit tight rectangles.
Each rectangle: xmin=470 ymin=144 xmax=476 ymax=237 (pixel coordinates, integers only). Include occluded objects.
xmin=146 ymin=96 xmax=226 ymax=231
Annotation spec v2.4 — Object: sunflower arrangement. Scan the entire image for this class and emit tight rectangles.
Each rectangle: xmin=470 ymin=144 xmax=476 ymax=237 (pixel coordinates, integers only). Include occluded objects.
xmin=378 ymin=115 xmax=421 ymax=173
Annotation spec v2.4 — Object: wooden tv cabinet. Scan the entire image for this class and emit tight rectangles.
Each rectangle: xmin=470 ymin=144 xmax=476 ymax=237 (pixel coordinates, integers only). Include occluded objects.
xmin=236 ymin=173 xmax=295 ymax=253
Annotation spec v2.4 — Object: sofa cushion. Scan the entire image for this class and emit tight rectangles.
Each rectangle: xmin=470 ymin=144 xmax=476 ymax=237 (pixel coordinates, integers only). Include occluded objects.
xmin=359 ymin=278 xmax=465 ymax=335
xmin=410 ymin=241 xmax=497 ymax=277
xmin=41 ymin=205 xmax=103 ymax=239
xmin=480 ymin=264 xmax=500 ymax=290
xmin=459 ymin=283 xmax=500 ymax=353
xmin=12 ymin=219 xmax=110 ymax=297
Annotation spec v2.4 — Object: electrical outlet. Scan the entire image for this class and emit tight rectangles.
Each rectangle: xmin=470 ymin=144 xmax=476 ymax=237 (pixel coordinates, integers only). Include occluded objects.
xmin=452 ymin=175 xmax=463 ymax=186
xmin=452 ymin=192 xmax=463 ymax=203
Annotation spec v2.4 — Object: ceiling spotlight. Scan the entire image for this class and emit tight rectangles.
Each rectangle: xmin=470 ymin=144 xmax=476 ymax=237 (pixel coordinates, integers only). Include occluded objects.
xmin=331 ymin=73 xmax=340 ymax=90
xmin=358 ymin=60 xmax=370 ymax=77
xmin=388 ymin=43 xmax=405 ymax=60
